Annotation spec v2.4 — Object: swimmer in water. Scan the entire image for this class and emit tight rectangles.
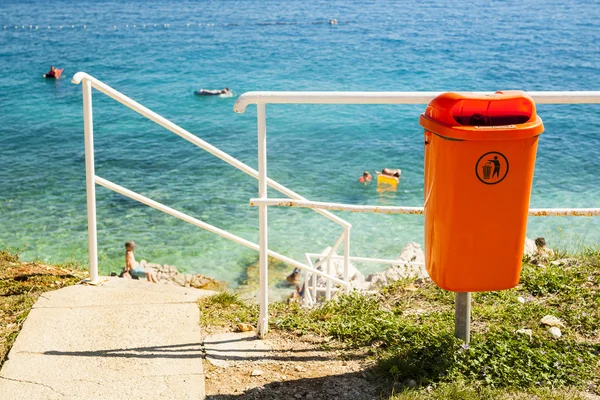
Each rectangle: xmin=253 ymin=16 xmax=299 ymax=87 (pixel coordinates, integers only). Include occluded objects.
xmin=195 ymin=87 xmax=231 ymax=96
xmin=376 ymin=168 xmax=401 ymax=178
xmin=359 ymin=171 xmax=372 ymax=183
xmin=43 ymin=65 xmax=59 ymax=78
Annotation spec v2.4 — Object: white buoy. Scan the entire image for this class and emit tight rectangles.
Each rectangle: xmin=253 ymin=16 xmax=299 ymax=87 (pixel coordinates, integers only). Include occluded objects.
xmin=133 ymin=24 xmax=136 ymax=28
xmin=83 ymin=25 xmax=86 ymax=28
xmin=113 ymin=25 xmax=117 ymax=29
xmin=29 ymin=25 xmax=32 ymax=29
xmin=59 ymin=25 xmax=62 ymax=29
xmin=35 ymin=26 xmax=38 ymax=29
xmin=71 ymin=25 xmax=74 ymax=28
xmin=15 ymin=26 xmax=18 ymax=29
xmin=548 ymin=327 xmax=562 ymax=339
xmin=22 ymin=25 xmax=25 ymax=29
xmin=3 ymin=26 xmax=6 ymax=29
xmin=48 ymin=26 xmax=51 ymax=29
xmin=126 ymin=24 xmax=128 ymax=28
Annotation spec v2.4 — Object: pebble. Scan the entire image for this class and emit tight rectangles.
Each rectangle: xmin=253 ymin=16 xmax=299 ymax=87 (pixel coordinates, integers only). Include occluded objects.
xmin=517 ymin=296 xmax=526 ymax=304
xmin=548 ymin=327 xmax=562 ymax=339
xmin=295 ymin=365 xmax=306 ymax=372
xmin=250 ymin=369 xmax=263 ymax=376
xmin=408 ymin=379 xmax=417 ymax=388
xmin=237 ymin=323 xmax=255 ymax=332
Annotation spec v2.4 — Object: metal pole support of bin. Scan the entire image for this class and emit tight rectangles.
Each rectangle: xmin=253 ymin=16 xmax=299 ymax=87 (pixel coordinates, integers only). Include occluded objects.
xmin=455 ymin=292 xmax=471 ymax=344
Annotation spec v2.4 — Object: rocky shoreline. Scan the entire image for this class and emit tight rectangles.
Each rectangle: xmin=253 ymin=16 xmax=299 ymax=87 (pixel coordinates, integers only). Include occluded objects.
xmin=117 ymin=237 xmax=551 ymax=299
xmin=301 ymin=237 xmax=553 ymax=298
xmin=117 ymin=262 xmax=227 ymax=291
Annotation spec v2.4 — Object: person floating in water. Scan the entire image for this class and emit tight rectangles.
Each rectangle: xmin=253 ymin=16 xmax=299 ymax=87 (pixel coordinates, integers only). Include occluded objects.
xmin=194 ymin=87 xmax=231 ymax=96
xmin=286 ymin=268 xmax=301 ymax=286
xmin=489 ymin=156 xmax=501 ymax=178
xmin=359 ymin=171 xmax=372 ymax=183
xmin=376 ymin=168 xmax=401 ymax=178
xmin=43 ymin=65 xmax=61 ymax=78
xmin=123 ymin=241 xmax=159 ymax=283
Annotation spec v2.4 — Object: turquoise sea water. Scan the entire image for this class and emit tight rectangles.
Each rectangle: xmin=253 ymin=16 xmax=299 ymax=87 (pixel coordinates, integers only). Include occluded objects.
xmin=1 ymin=0 xmax=600 ymax=284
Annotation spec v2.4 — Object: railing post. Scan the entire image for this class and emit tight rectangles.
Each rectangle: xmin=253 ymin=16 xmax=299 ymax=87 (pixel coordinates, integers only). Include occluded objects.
xmin=257 ymin=104 xmax=269 ymax=338
xmin=311 ymin=265 xmax=317 ymax=301
xmin=344 ymin=226 xmax=350 ymax=293
xmin=325 ymin=258 xmax=332 ymax=301
xmin=82 ymin=79 xmax=98 ymax=284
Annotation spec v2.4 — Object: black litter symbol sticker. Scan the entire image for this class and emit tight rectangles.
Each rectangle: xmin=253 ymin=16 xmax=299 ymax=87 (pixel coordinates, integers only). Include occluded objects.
xmin=476 ymin=152 xmax=509 ymax=185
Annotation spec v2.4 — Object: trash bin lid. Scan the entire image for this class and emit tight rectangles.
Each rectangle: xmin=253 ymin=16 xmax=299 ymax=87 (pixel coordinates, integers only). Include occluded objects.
xmin=420 ymin=91 xmax=544 ymax=141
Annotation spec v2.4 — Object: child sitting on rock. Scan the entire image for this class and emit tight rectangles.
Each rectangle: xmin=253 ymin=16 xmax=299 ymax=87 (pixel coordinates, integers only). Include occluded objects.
xmin=124 ymin=241 xmax=158 ymax=283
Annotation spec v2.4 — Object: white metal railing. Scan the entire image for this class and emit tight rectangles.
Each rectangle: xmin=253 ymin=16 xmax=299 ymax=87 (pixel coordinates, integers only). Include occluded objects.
xmin=234 ymin=90 xmax=600 ymax=336
xmin=250 ymin=198 xmax=600 ymax=217
xmin=73 ymin=74 xmax=600 ymax=338
xmin=71 ymin=73 xmax=350 ymax=313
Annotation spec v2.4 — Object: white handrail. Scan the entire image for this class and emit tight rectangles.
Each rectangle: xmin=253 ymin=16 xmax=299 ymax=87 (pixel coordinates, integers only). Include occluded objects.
xmin=71 ymin=72 xmax=350 ymax=229
xmin=72 ymin=72 xmax=350 ymax=303
xmin=233 ymin=90 xmax=600 ymax=113
xmin=305 ymin=253 xmax=425 ymax=266
xmin=74 ymin=76 xmax=600 ymax=340
xmin=95 ymin=176 xmax=348 ymax=287
xmin=312 ymin=232 xmax=345 ymax=271
xmin=250 ymin=198 xmax=600 ymax=216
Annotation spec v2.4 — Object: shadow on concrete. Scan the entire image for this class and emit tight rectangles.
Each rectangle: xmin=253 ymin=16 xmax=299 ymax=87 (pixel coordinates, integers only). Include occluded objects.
xmin=205 ymin=370 xmax=389 ymax=400
xmin=44 ymin=342 xmax=204 ymax=359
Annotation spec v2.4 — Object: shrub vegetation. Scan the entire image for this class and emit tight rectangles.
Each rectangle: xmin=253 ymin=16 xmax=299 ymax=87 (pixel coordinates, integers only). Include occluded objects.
xmin=199 ymin=249 xmax=600 ymax=398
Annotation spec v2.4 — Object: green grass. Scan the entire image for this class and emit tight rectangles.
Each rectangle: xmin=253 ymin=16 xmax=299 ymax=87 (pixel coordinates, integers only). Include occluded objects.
xmin=198 ymin=291 xmax=259 ymax=329
xmin=0 ymin=248 xmax=86 ymax=367
xmin=199 ymin=249 xmax=600 ymax=398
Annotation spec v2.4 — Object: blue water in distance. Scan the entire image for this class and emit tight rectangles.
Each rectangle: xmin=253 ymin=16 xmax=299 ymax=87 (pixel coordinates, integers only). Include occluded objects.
xmin=1 ymin=0 xmax=600 ymax=284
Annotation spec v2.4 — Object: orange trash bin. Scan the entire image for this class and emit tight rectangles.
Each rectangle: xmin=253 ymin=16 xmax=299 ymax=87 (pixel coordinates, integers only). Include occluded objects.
xmin=420 ymin=91 xmax=544 ymax=292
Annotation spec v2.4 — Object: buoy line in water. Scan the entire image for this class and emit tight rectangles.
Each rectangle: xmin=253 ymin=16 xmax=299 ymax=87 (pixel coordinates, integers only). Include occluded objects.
xmin=2 ymin=21 xmax=350 ymax=31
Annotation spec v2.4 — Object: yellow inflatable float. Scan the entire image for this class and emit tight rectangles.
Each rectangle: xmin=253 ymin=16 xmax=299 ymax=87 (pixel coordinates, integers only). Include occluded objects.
xmin=376 ymin=169 xmax=401 ymax=190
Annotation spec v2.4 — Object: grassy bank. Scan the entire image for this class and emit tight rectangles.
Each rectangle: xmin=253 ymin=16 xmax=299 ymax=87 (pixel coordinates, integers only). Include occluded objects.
xmin=199 ymin=250 xmax=600 ymax=399
xmin=0 ymin=249 xmax=86 ymax=367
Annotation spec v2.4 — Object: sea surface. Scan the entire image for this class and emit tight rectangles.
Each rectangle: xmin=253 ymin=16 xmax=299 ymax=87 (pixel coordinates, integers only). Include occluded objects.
xmin=1 ymin=0 xmax=600 ymax=284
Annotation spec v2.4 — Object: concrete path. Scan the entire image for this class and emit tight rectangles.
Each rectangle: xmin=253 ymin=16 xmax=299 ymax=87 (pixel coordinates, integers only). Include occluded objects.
xmin=0 ymin=277 xmax=216 ymax=399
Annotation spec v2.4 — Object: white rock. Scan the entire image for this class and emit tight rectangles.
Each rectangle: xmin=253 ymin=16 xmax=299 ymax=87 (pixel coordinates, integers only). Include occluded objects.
xmin=250 ymin=368 xmax=263 ymax=376
xmin=398 ymin=241 xmax=425 ymax=264
xmin=548 ymin=327 xmax=562 ymax=339
xmin=517 ymin=296 xmax=526 ymax=304
xmin=384 ymin=242 xmax=428 ymax=282
xmin=541 ymin=315 xmax=565 ymax=328
xmin=364 ymin=272 xmax=387 ymax=289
